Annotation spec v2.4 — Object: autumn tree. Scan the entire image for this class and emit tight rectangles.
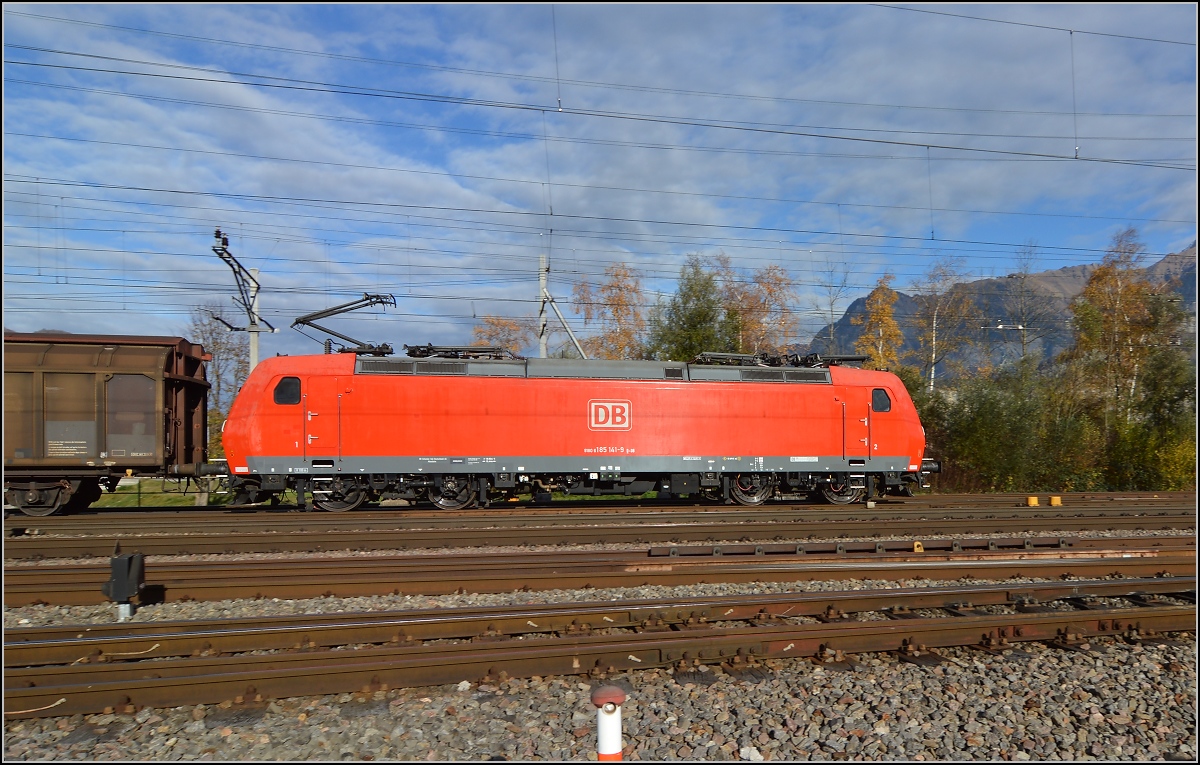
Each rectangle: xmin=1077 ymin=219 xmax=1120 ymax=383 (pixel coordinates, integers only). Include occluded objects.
xmin=187 ymin=302 xmax=249 ymax=459
xmin=572 ymin=263 xmax=646 ymax=359
xmin=645 ymin=254 xmax=740 ymax=361
xmin=1063 ymin=228 xmax=1194 ymax=488
xmin=1065 ymin=228 xmax=1164 ymax=425
xmin=472 ymin=315 xmax=535 ymax=357
xmin=711 ymin=254 xmax=797 ymax=355
xmin=852 ymin=273 xmax=903 ymax=370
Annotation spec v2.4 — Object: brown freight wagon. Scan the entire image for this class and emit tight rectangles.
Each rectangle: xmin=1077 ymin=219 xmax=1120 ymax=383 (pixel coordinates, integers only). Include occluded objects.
xmin=3 ymin=333 xmax=217 ymax=516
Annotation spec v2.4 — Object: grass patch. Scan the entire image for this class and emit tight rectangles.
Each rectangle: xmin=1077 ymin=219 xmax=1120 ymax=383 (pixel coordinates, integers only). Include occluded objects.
xmin=93 ymin=478 xmax=235 ymax=508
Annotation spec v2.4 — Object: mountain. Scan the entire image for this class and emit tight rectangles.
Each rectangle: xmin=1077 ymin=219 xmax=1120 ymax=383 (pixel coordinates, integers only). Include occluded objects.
xmin=807 ymin=244 xmax=1197 ymax=372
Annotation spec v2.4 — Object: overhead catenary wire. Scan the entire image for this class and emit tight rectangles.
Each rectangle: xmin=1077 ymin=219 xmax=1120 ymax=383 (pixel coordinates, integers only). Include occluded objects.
xmin=3 ymin=238 xmax=1182 ymax=326
xmin=6 ymin=9 xmax=1194 ymax=109
xmin=6 ymin=79 xmax=1193 ymax=176
xmin=4 ymin=54 xmax=1193 ymax=171
xmin=7 ymin=132 xmax=1194 ymax=226
xmin=3 ymin=9 xmax=1193 ymax=348
xmin=8 ymin=176 xmax=1187 ymax=263
xmin=874 ymin=4 xmax=1197 ymax=47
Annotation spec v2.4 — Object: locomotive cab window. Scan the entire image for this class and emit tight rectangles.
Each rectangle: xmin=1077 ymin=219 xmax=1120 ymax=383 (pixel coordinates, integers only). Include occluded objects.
xmin=274 ymin=376 xmax=301 ymax=405
xmin=871 ymin=388 xmax=891 ymax=413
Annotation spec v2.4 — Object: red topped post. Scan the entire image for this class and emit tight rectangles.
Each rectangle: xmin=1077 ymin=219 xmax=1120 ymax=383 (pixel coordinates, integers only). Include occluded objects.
xmin=591 ymin=685 xmax=627 ymax=761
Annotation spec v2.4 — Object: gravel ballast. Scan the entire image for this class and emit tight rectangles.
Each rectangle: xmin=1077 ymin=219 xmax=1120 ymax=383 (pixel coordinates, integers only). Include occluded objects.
xmin=3 ymin=635 xmax=1195 ymax=761
xmin=5 ymin=528 xmax=1196 ymax=761
xmin=4 ymin=575 xmax=1196 ymax=761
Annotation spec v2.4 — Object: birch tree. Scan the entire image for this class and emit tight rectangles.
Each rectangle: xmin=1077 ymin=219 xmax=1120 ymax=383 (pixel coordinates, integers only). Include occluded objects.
xmin=1064 ymin=228 xmax=1158 ymax=430
xmin=909 ymin=258 xmax=973 ymax=392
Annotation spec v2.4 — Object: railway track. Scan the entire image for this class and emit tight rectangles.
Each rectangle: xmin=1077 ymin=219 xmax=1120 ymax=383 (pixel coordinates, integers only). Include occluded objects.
xmin=5 ymin=501 xmax=1194 ymax=559
xmin=5 ymin=577 xmax=1193 ymax=719
xmin=5 ymin=536 xmax=1194 ymax=606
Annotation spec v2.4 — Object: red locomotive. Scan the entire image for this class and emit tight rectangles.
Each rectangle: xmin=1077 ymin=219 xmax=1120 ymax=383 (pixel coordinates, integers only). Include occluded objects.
xmin=221 ymin=348 xmax=936 ymax=511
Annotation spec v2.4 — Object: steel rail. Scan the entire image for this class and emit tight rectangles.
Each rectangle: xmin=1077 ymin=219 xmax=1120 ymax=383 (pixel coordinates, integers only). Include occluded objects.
xmin=4 ymin=509 xmax=1194 ymax=559
xmin=4 ymin=603 xmax=1193 ymax=719
xmin=8 ymin=495 xmax=1193 ymax=533
xmin=5 ymin=577 xmax=1193 ymax=668
xmin=5 ymin=543 xmax=1195 ymax=606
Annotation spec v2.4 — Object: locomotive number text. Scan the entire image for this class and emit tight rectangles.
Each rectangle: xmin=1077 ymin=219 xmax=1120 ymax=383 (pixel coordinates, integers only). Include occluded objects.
xmin=584 ymin=446 xmax=636 ymax=454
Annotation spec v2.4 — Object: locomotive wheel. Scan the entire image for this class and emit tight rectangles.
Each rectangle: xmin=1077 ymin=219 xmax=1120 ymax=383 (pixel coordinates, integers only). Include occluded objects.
xmin=429 ymin=476 xmax=477 ymax=510
xmin=730 ymin=473 xmax=774 ymax=506
xmin=820 ymin=482 xmax=865 ymax=505
xmin=314 ymin=487 xmax=368 ymax=512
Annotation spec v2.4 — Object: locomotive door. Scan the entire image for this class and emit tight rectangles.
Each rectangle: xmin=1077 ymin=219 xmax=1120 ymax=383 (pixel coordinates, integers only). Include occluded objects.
xmin=837 ymin=386 xmax=871 ymax=461
xmin=302 ymin=375 xmax=341 ymax=462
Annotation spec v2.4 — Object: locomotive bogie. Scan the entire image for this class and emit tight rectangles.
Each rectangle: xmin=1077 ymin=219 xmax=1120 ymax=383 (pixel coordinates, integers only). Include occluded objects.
xmin=222 ymin=353 xmax=929 ymax=510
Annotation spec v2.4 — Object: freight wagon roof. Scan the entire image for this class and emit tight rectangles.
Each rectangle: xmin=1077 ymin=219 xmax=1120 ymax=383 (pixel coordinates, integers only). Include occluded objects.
xmin=4 ymin=332 xmax=205 ymax=353
xmin=4 ymin=332 xmax=211 ymax=382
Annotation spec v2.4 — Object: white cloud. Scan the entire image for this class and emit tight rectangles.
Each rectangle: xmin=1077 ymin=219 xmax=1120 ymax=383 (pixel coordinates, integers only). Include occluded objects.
xmin=4 ymin=3 xmax=1195 ymax=356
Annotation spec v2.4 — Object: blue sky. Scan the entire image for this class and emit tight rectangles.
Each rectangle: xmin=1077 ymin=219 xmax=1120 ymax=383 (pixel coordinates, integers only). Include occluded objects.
xmin=3 ymin=4 xmax=1196 ymax=358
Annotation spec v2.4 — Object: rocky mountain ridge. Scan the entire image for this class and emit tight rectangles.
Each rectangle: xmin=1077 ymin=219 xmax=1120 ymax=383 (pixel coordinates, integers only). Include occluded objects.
xmin=807 ymin=244 xmax=1197 ymax=370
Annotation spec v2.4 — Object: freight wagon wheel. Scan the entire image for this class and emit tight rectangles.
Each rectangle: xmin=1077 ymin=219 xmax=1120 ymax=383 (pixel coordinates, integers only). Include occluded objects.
xmin=7 ymin=485 xmax=68 ymax=517
xmin=13 ymin=495 xmax=64 ymax=517
xmin=16 ymin=504 xmax=61 ymax=517
xmin=820 ymin=482 xmax=865 ymax=505
xmin=429 ymin=476 xmax=477 ymax=510
xmin=730 ymin=474 xmax=774 ymax=506
xmin=314 ymin=487 xmax=368 ymax=513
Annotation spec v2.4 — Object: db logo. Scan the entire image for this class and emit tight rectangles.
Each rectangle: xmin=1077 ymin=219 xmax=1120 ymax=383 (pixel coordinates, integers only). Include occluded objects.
xmin=589 ymin=399 xmax=631 ymax=430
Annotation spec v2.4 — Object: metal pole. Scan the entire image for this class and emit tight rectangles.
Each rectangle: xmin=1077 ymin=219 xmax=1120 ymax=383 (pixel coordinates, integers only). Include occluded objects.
xmin=249 ymin=268 xmax=261 ymax=372
xmin=544 ymin=288 xmax=588 ymax=359
xmin=538 ymin=252 xmax=548 ymax=358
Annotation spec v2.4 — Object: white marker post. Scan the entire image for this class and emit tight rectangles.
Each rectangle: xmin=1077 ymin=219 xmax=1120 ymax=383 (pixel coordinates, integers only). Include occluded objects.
xmin=591 ymin=685 xmax=627 ymax=761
